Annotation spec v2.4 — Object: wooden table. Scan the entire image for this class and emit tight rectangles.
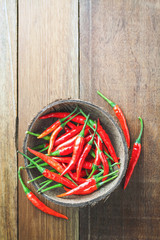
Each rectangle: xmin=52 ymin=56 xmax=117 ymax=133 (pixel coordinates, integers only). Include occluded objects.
xmin=0 ymin=1 xmax=160 ymax=239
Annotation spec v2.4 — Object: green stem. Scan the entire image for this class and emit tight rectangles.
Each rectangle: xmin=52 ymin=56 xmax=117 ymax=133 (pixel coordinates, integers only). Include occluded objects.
xmin=79 ymin=108 xmax=103 ymax=142
xmin=96 ymin=174 xmax=118 ymax=188
xmin=18 ymin=151 xmax=45 ymax=174
xmin=104 ymin=150 xmax=113 ymax=161
xmin=40 ymin=183 xmax=63 ymax=193
xmin=26 ymin=131 xmax=50 ymax=141
xmin=135 ymin=117 xmax=143 ymax=144
xmin=79 ymin=114 xmax=90 ymax=137
xmin=18 ymin=167 xmax=30 ymax=195
xmin=97 ymin=91 xmax=116 ymax=108
xmin=38 ymin=180 xmax=52 ymax=192
xmin=60 ymin=106 xmax=78 ymax=123
xmin=95 ymin=170 xmax=119 ymax=183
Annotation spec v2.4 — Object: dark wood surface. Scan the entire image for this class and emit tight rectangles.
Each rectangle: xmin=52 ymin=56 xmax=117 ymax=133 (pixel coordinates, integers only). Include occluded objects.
xmin=0 ymin=0 xmax=160 ymax=239
xmin=79 ymin=1 xmax=160 ymax=240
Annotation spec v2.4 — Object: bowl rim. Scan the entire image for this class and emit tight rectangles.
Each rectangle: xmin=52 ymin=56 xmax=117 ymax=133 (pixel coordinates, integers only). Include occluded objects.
xmin=23 ymin=99 xmax=128 ymax=207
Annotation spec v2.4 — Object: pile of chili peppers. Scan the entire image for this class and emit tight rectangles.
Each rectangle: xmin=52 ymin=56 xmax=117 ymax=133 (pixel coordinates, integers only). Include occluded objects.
xmin=18 ymin=91 xmax=143 ymax=219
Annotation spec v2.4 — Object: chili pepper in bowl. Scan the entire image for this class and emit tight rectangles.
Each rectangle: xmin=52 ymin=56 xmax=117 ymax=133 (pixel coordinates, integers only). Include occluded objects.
xmin=60 ymin=114 xmax=90 ymax=176
xmin=18 ymin=151 xmax=77 ymax=189
xmin=38 ymin=107 xmax=78 ymax=139
xmin=47 ymin=112 xmax=80 ymax=154
xmin=76 ymin=123 xmax=97 ymax=180
xmin=124 ymin=117 xmax=143 ymax=189
xmin=57 ymin=170 xmax=119 ymax=198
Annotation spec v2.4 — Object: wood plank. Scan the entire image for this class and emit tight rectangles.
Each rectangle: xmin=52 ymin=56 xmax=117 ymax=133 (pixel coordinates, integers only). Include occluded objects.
xmin=0 ymin=1 xmax=17 ymax=240
xmin=18 ymin=1 xmax=79 ymax=239
xmin=79 ymin=0 xmax=160 ymax=239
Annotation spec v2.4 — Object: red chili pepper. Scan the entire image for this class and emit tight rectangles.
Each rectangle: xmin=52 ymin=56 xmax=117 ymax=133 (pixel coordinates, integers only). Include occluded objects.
xmin=27 ymin=147 xmax=64 ymax=173
xmin=38 ymin=107 xmax=77 ymax=139
xmin=124 ymin=117 xmax=143 ymax=189
xmin=67 ymin=121 xmax=77 ymax=129
xmin=54 ymin=125 xmax=87 ymax=147
xmin=88 ymin=128 xmax=103 ymax=178
xmin=19 ymin=152 xmax=77 ymax=189
xmin=63 ymin=174 xmax=118 ymax=195
xmin=54 ymin=128 xmax=89 ymax=151
xmin=76 ymin=124 xmax=97 ymax=180
xmin=97 ymin=91 xmax=130 ymax=149
xmin=50 ymin=145 xmax=73 ymax=156
xmin=97 ymin=119 xmax=119 ymax=164
xmin=94 ymin=140 xmax=109 ymax=181
xmin=61 ymin=115 xmax=90 ymax=176
xmin=53 ymin=156 xmax=92 ymax=170
xmin=57 ymin=172 xmax=115 ymax=198
xmin=18 ymin=167 xmax=68 ymax=219
xmin=40 ymin=112 xmax=85 ymax=124
xmin=48 ymin=112 xmax=80 ymax=154
xmin=64 ymin=126 xmax=70 ymax=133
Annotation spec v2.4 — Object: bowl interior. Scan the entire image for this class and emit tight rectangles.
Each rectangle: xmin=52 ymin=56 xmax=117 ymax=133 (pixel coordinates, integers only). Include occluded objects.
xmin=23 ymin=99 xmax=128 ymax=207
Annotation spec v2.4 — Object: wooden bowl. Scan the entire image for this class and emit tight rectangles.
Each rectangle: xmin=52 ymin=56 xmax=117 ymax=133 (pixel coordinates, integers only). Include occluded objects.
xmin=23 ymin=99 xmax=128 ymax=207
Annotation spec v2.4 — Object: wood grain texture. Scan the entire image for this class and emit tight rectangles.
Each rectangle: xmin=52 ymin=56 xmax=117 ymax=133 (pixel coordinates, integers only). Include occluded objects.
xmin=0 ymin=1 xmax=17 ymax=239
xmin=79 ymin=0 xmax=160 ymax=239
xmin=18 ymin=1 xmax=78 ymax=239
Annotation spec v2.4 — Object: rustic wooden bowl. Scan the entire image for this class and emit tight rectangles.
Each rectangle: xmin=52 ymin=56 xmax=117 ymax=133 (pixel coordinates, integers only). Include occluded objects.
xmin=23 ymin=99 xmax=128 ymax=207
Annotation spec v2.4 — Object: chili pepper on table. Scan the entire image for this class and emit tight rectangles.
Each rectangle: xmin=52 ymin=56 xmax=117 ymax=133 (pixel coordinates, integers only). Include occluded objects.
xmin=38 ymin=107 xmax=77 ymax=139
xmin=94 ymin=140 xmax=109 ymax=181
xmin=18 ymin=167 xmax=68 ymax=219
xmin=97 ymin=119 xmax=119 ymax=165
xmin=97 ymin=91 xmax=130 ymax=149
xmin=48 ymin=112 xmax=80 ymax=154
xmin=57 ymin=170 xmax=118 ymax=198
xmin=40 ymin=112 xmax=85 ymax=124
xmin=124 ymin=117 xmax=143 ymax=189
xmin=61 ymin=114 xmax=90 ymax=176
xmin=76 ymin=123 xmax=97 ymax=180
xmin=18 ymin=151 xmax=77 ymax=189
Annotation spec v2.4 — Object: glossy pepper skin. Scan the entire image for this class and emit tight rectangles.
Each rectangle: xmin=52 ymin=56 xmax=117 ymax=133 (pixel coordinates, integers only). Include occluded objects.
xmin=63 ymin=174 xmax=118 ymax=195
xmin=94 ymin=140 xmax=109 ymax=181
xmin=18 ymin=167 xmax=68 ymax=219
xmin=54 ymin=128 xmax=89 ymax=151
xmin=97 ymin=91 xmax=130 ymax=149
xmin=27 ymin=147 xmax=64 ymax=173
xmin=57 ymin=171 xmax=118 ymax=198
xmin=76 ymin=124 xmax=97 ymax=180
xmin=50 ymin=145 xmax=73 ymax=156
xmin=61 ymin=115 xmax=90 ymax=176
xmin=54 ymin=125 xmax=87 ymax=147
xmin=48 ymin=112 xmax=80 ymax=154
xmin=124 ymin=117 xmax=143 ymax=189
xmin=97 ymin=119 xmax=119 ymax=164
xmin=38 ymin=107 xmax=77 ymax=139
xmin=40 ymin=112 xmax=85 ymax=124
xmin=18 ymin=152 xmax=77 ymax=189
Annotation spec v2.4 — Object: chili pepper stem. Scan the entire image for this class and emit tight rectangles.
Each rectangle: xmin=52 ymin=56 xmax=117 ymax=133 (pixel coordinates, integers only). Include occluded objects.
xmin=136 ymin=117 xmax=143 ymax=144
xmin=97 ymin=91 xmax=116 ymax=108
xmin=18 ymin=167 xmax=31 ymax=195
